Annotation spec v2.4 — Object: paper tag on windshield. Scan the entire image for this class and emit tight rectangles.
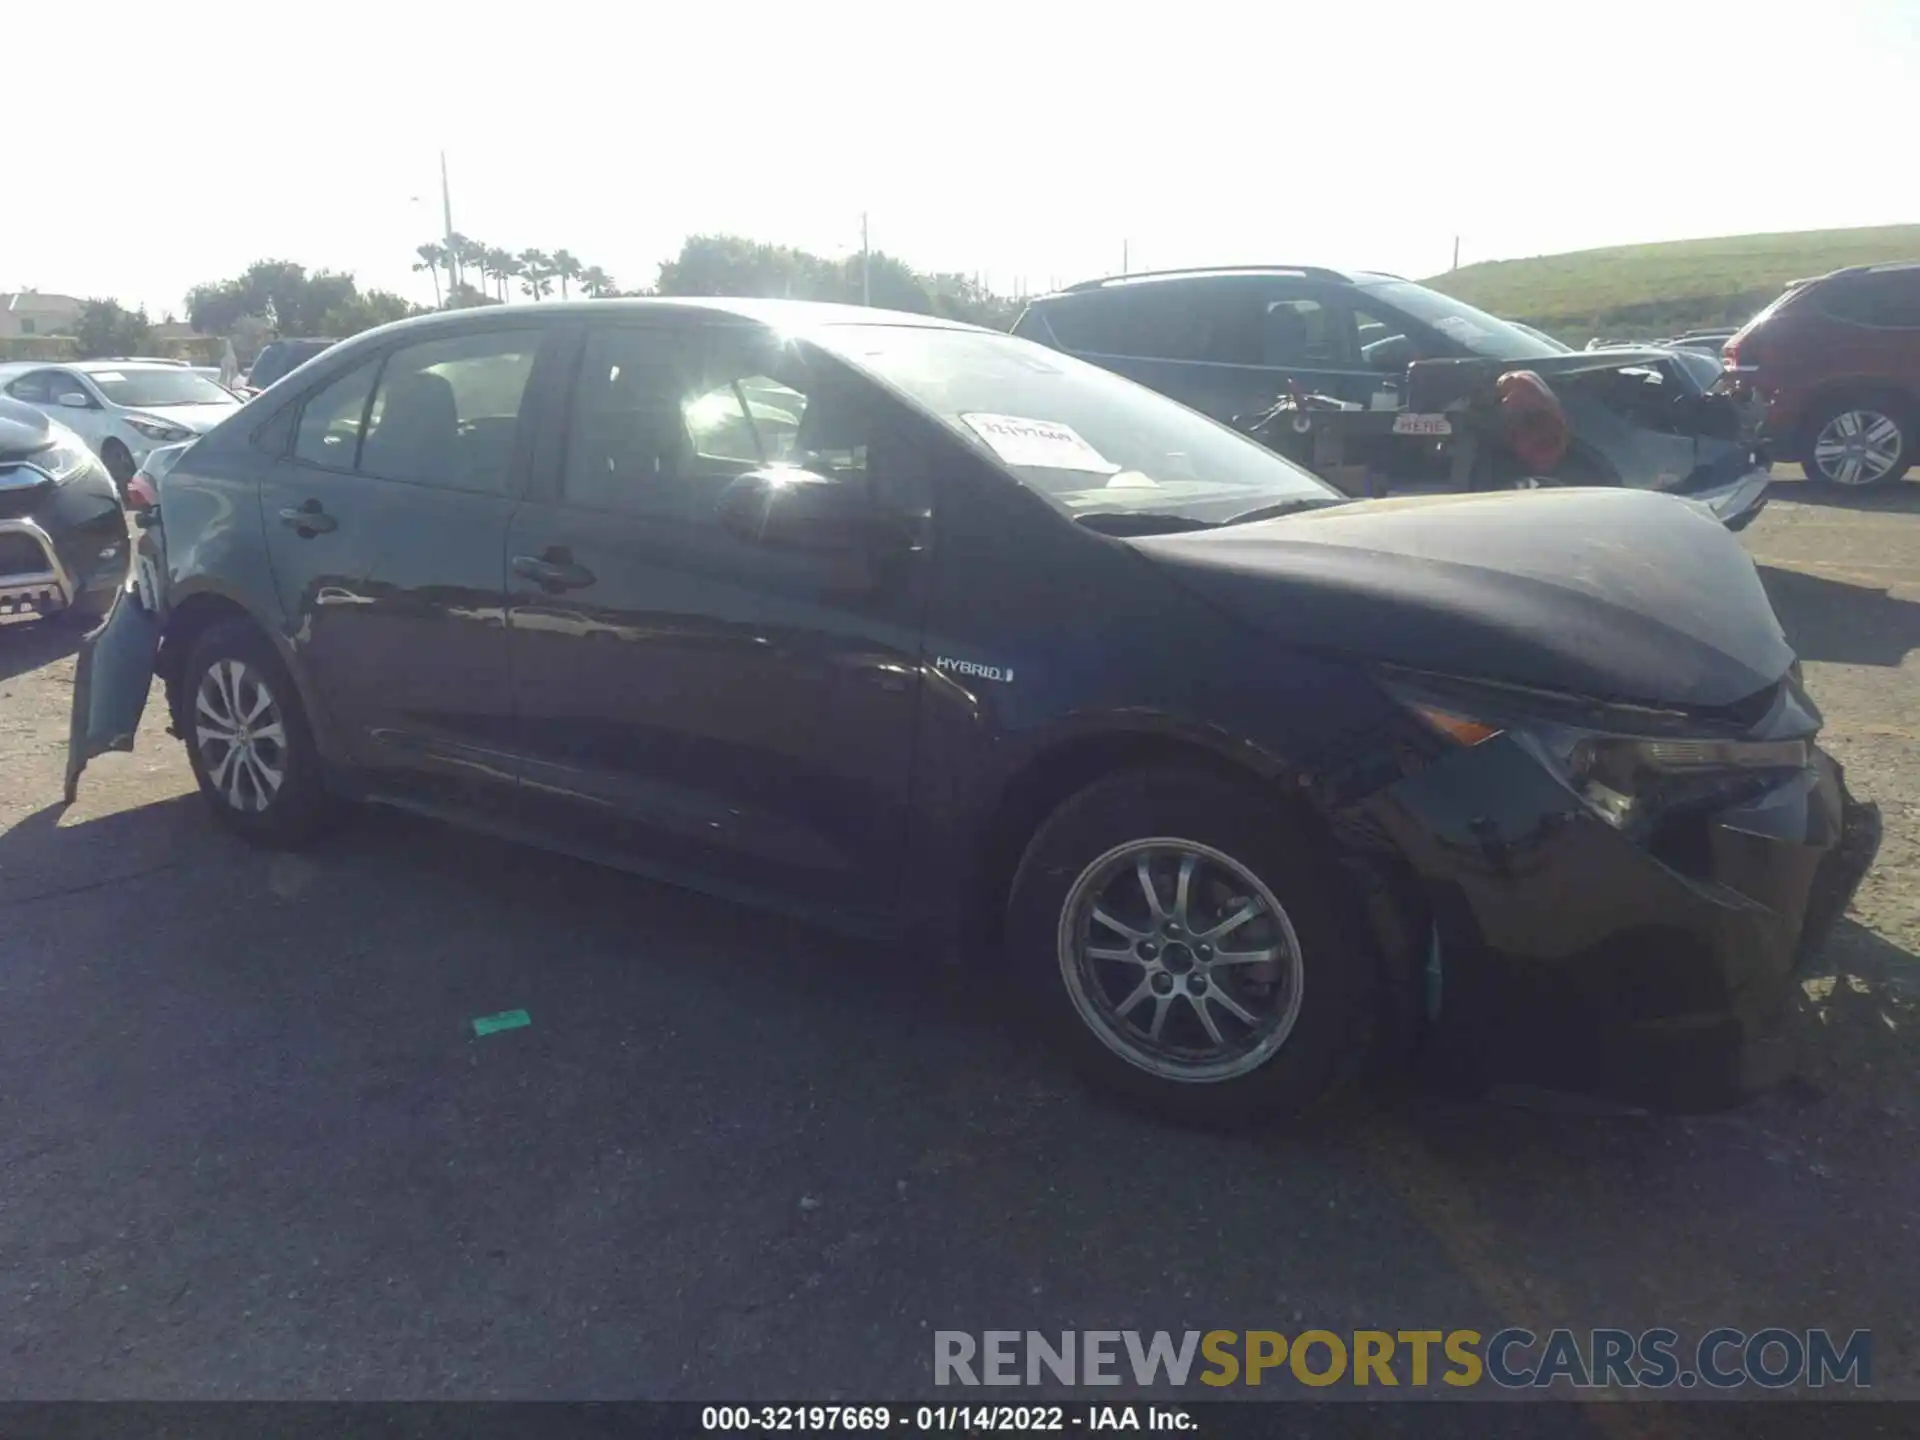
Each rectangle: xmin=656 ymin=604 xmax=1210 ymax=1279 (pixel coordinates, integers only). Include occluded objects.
xmin=1432 ymin=317 xmax=1490 ymax=345
xmin=961 ymin=414 xmax=1119 ymax=474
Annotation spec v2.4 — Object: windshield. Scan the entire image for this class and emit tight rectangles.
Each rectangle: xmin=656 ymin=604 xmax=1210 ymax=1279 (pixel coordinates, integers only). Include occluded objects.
xmin=817 ymin=324 xmax=1337 ymax=522
xmin=87 ymin=368 xmax=239 ymax=408
xmin=1356 ymin=279 xmax=1565 ymax=361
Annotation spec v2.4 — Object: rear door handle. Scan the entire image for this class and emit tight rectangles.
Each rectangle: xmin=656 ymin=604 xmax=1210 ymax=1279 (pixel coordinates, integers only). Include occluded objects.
xmin=279 ymin=501 xmax=337 ymax=536
xmin=512 ymin=552 xmax=596 ymax=593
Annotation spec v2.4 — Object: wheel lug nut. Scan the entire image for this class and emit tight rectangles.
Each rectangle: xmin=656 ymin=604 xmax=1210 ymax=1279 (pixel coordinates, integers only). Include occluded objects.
xmin=1151 ymin=973 xmax=1174 ymax=995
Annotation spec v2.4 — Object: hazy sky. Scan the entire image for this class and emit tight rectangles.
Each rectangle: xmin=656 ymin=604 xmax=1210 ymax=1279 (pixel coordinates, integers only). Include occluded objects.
xmin=9 ymin=0 xmax=1916 ymax=316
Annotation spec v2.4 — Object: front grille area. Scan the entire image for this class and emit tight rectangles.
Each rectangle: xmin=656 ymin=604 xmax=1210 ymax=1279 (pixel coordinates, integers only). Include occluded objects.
xmin=0 ymin=483 xmax=48 ymax=521
xmin=0 ymin=530 xmax=52 ymax=578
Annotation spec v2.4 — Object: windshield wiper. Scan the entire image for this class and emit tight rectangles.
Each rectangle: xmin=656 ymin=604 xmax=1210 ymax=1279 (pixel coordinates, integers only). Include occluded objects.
xmin=1218 ymin=496 xmax=1348 ymax=526
xmin=1071 ymin=511 xmax=1219 ymax=535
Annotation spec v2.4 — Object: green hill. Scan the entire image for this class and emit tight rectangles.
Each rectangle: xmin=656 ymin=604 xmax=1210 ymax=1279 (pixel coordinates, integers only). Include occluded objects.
xmin=1424 ymin=225 xmax=1920 ymax=343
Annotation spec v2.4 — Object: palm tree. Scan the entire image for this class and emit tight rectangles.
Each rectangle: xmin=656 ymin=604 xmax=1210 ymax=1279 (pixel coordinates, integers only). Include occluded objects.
xmin=456 ymin=236 xmax=489 ymax=295
xmin=549 ymin=249 xmax=583 ymax=300
xmin=412 ymin=242 xmax=447 ymax=308
xmin=517 ymin=249 xmax=554 ymax=301
xmin=496 ymin=251 xmax=524 ymax=302
xmin=483 ymin=246 xmax=516 ymax=302
xmin=578 ymin=265 xmax=615 ymax=298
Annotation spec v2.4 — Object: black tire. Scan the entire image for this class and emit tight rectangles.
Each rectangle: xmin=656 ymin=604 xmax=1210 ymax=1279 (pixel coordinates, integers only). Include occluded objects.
xmin=1800 ymin=393 xmax=1913 ymax=489
xmin=1006 ymin=768 xmax=1373 ymax=1126
xmin=101 ymin=440 xmax=136 ymax=489
xmin=180 ymin=618 xmax=335 ymax=847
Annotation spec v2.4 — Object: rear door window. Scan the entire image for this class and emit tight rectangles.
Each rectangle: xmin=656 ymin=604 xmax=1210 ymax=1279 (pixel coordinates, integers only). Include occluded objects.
xmin=5 ymin=370 xmax=54 ymax=403
xmin=1819 ymin=271 xmax=1920 ymax=328
xmin=359 ymin=331 xmax=538 ymax=494
xmin=1260 ymin=298 xmax=1337 ymax=366
xmin=293 ymin=358 xmax=382 ymax=469
xmin=1044 ymin=280 xmax=1302 ymax=366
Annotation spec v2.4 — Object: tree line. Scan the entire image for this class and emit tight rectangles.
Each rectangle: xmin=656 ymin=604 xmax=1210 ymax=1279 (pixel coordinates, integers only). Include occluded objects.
xmin=405 ymin=230 xmax=1024 ymax=330
xmin=411 ymin=236 xmax=614 ymax=305
xmin=35 ymin=231 xmax=1030 ymax=362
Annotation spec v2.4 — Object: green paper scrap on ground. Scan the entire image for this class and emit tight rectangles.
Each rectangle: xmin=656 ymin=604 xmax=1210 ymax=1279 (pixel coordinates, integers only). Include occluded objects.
xmin=472 ymin=1009 xmax=531 ymax=1037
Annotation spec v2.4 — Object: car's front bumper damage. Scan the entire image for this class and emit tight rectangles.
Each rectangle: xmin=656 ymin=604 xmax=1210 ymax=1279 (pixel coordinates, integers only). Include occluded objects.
xmin=0 ymin=471 xmax=125 ymax=619
xmin=1362 ymin=731 xmax=1881 ymax=1111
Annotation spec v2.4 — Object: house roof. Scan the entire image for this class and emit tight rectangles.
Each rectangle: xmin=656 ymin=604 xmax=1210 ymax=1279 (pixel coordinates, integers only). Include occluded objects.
xmin=3 ymin=292 xmax=84 ymax=315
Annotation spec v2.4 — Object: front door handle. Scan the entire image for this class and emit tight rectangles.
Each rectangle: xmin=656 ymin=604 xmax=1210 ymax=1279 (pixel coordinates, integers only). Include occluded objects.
xmin=279 ymin=500 xmax=337 ymax=536
xmin=512 ymin=550 xmax=596 ymax=593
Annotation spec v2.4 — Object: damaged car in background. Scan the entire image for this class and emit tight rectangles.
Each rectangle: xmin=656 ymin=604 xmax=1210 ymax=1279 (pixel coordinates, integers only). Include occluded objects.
xmin=0 ymin=397 xmax=127 ymax=626
xmin=66 ymin=299 xmax=1877 ymax=1121
xmin=1012 ymin=267 xmax=1771 ymax=528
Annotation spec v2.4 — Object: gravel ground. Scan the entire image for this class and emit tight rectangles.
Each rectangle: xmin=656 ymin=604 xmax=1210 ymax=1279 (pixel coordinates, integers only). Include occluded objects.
xmin=0 ymin=472 xmax=1915 ymax=1415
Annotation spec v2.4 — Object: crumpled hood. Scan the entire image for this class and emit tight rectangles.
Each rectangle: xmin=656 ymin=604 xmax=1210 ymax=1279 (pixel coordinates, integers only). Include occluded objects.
xmin=1128 ymin=488 xmax=1794 ymax=710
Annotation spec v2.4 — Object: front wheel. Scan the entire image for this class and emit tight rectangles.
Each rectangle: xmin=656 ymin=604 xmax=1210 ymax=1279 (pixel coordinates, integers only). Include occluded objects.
xmin=181 ymin=619 xmax=335 ymax=847
xmin=1803 ymin=397 xmax=1912 ymax=488
xmin=1007 ymin=768 xmax=1373 ymax=1125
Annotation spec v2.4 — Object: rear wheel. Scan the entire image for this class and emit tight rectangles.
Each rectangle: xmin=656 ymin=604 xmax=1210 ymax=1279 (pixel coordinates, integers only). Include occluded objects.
xmin=1803 ymin=396 xmax=1912 ymax=488
xmin=181 ymin=619 xmax=335 ymax=847
xmin=1007 ymin=768 xmax=1372 ymax=1125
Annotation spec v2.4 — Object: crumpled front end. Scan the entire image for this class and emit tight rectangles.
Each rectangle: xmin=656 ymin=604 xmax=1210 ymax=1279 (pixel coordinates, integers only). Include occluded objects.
xmin=1346 ymin=670 xmax=1881 ymax=1110
xmin=1240 ymin=348 xmax=1771 ymax=529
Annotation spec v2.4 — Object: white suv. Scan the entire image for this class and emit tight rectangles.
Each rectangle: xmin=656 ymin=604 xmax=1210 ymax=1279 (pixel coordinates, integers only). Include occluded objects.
xmin=0 ymin=359 xmax=243 ymax=487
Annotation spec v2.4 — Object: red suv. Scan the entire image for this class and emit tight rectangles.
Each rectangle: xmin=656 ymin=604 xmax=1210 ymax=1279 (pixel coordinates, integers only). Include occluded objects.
xmin=1726 ymin=262 xmax=1920 ymax=488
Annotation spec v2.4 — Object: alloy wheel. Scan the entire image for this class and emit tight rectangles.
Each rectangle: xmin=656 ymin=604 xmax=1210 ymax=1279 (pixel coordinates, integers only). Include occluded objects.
xmin=1812 ymin=409 xmax=1904 ymax=486
xmin=194 ymin=658 xmax=288 ymax=813
xmin=1056 ymin=838 xmax=1306 ymax=1083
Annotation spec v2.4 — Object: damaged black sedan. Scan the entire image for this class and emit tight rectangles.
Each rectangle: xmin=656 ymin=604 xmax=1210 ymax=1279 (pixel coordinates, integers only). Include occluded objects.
xmin=67 ymin=300 xmax=1876 ymax=1119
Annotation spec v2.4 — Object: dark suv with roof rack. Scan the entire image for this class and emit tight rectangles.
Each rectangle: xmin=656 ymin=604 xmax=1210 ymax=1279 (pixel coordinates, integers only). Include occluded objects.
xmin=1724 ymin=262 xmax=1920 ymax=489
xmin=1012 ymin=266 xmax=1772 ymax=528
xmin=240 ymin=338 xmax=340 ymax=397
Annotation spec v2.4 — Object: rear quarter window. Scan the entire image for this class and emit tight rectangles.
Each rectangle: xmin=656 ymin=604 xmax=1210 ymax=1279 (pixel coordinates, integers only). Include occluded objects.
xmin=1814 ymin=271 xmax=1920 ymax=329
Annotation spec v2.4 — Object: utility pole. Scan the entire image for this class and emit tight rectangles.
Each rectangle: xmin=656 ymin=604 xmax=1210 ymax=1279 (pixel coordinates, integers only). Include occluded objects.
xmin=861 ymin=212 xmax=871 ymax=306
xmin=1451 ymin=235 xmax=1460 ymax=271
xmin=1122 ymin=239 xmax=1129 ymax=276
xmin=440 ymin=150 xmax=459 ymax=300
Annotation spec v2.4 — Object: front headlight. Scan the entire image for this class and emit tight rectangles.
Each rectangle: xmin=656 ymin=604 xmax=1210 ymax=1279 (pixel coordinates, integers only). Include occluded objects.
xmin=124 ymin=415 xmax=194 ymax=443
xmin=22 ymin=426 xmax=98 ymax=485
xmin=1388 ymin=678 xmax=1812 ymax=831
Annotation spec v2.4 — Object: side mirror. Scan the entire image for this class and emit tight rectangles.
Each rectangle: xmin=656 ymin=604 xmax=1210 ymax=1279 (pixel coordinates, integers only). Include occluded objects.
xmin=57 ymin=391 xmax=92 ymax=409
xmin=716 ymin=467 xmax=877 ymax=552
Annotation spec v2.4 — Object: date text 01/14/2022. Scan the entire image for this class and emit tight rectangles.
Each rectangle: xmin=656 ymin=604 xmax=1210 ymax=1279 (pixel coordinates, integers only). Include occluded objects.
xmin=699 ymin=1404 xmax=1196 ymax=1431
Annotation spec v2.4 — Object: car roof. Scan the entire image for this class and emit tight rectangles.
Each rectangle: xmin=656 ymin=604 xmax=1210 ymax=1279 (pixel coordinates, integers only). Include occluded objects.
xmin=323 ymin=298 xmax=982 ymax=347
xmin=1802 ymin=261 xmax=1920 ymax=286
xmin=1025 ymin=265 xmax=1414 ymax=303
